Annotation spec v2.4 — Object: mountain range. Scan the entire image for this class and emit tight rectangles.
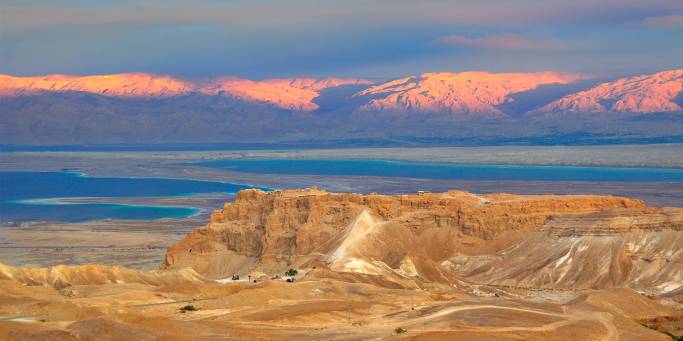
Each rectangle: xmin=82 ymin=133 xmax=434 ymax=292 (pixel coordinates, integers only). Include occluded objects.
xmin=1 ymin=70 xmax=682 ymax=146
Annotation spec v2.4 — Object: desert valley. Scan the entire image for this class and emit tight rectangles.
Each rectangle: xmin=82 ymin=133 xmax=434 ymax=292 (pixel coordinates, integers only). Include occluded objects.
xmin=2 ymin=187 xmax=683 ymax=340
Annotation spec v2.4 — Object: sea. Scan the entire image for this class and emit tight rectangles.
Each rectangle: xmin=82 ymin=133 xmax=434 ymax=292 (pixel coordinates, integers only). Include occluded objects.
xmin=3 ymin=159 xmax=683 ymax=223
xmin=0 ymin=171 xmax=255 ymax=223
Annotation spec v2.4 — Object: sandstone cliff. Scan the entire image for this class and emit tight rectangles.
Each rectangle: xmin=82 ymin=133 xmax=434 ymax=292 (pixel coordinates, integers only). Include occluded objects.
xmin=162 ymin=188 xmax=643 ymax=281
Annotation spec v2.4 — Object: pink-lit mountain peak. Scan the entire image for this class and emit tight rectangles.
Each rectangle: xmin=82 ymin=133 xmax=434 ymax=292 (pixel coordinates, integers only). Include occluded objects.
xmin=0 ymin=73 xmax=374 ymax=111
xmin=356 ymin=71 xmax=583 ymax=116
xmin=0 ymin=73 xmax=193 ymax=98
xmin=205 ymin=77 xmax=374 ymax=111
xmin=536 ymin=69 xmax=683 ymax=114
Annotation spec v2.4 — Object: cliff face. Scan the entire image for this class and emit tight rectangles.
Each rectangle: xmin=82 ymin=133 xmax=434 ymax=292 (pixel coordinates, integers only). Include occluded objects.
xmin=162 ymin=188 xmax=643 ymax=279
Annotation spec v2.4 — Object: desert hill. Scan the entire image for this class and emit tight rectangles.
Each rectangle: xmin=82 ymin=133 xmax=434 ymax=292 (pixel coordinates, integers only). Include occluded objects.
xmin=0 ymin=263 xmax=209 ymax=289
xmin=449 ymin=207 xmax=683 ymax=291
xmin=2 ymin=188 xmax=683 ymax=340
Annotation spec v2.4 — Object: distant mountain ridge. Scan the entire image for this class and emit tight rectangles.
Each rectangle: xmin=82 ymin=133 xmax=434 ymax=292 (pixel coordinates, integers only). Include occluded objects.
xmin=3 ymin=70 xmax=683 ymax=115
xmin=1 ymin=70 xmax=682 ymax=145
xmin=355 ymin=71 xmax=582 ymax=117
xmin=533 ymin=70 xmax=683 ymax=114
xmin=0 ymin=73 xmax=374 ymax=111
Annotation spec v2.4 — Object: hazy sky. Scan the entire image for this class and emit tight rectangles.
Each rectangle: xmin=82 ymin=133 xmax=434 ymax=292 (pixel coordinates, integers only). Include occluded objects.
xmin=2 ymin=0 xmax=682 ymax=79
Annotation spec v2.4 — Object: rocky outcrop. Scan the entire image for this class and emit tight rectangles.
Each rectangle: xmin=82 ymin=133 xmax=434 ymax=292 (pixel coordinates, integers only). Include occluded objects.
xmin=447 ymin=207 xmax=683 ymax=292
xmin=532 ymin=69 xmax=683 ymax=114
xmin=162 ymin=188 xmax=642 ymax=279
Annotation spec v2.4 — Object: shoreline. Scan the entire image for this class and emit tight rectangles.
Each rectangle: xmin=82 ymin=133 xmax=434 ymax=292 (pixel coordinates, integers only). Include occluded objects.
xmin=3 ymin=143 xmax=683 ymax=168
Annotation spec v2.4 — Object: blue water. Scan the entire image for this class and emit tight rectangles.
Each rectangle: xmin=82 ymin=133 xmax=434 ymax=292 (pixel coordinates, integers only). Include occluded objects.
xmin=4 ymin=160 xmax=683 ymax=223
xmin=0 ymin=171 xmax=258 ymax=222
xmin=196 ymin=159 xmax=683 ymax=182
xmin=1 ymin=201 xmax=199 ymax=223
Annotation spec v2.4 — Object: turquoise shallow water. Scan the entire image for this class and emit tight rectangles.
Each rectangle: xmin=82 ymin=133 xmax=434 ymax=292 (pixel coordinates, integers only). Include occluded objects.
xmin=0 ymin=171 xmax=257 ymax=223
xmin=195 ymin=159 xmax=683 ymax=182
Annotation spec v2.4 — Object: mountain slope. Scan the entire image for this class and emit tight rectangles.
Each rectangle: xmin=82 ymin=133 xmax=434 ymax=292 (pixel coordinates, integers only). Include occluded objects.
xmin=2 ymin=70 xmax=683 ymax=145
xmin=532 ymin=69 xmax=683 ymax=114
xmin=0 ymin=73 xmax=372 ymax=111
xmin=355 ymin=71 xmax=581 ymax=117
xmin=0 ymin=73 xmax=193 ymax=98
xmin=447 ymin=207 xmax=683 ymax=292
xmin=202 ymin=77 xmax=373 ymax=111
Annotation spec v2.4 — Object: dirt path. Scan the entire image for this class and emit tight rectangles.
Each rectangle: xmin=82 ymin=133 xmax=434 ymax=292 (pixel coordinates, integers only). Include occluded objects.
xmin=396 ymin=304 xmax=618 ymax=341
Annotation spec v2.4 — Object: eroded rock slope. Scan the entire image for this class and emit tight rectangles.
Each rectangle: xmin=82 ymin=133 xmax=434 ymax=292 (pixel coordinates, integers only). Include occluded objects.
xmin=163 ymin=188 xmax=645 ymax=285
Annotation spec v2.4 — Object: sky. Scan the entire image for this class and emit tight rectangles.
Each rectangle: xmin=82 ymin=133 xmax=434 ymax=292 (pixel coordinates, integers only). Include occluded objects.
xmin=1 ymin=0 xmax=683 ymax=79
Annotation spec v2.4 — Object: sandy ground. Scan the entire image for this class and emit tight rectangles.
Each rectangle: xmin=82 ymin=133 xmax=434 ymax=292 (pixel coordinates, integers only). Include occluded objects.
xmin=0 ymin=193 xmax=234 ymax=269
xmin=0 ymin=271 xmax=680 ymax=340
xmin=0 ymin=220 xmax=190 ymax=269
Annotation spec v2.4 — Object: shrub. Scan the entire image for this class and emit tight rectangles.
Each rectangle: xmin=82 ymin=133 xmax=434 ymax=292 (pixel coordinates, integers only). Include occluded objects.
xmin=286 ymin=278 xmax=295 ymax=283
xmin=285 ymin=268 xmax=298 ymax=277
xmin=179 ymin=305 xmax=198 ymax=313
xmin=394 ymin=327 xmax=407 ymax=334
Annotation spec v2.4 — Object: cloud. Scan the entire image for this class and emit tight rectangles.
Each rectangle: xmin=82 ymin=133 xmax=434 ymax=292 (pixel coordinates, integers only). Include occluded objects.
xmin=435 ymin=34 xmax=567 ymax=51
xmin=641 ymin=15 xmax=683 ymax=28
xmin=3 ymin=0 xmax=683 ymax=33
xmin=1 ymin=0 xmax=682 ymax=78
